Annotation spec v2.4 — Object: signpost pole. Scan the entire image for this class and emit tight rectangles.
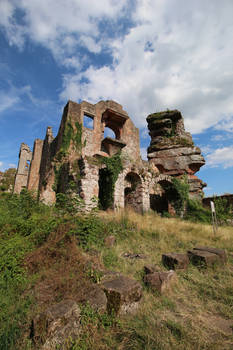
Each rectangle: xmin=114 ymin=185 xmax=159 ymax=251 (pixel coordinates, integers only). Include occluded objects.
xmin=210 ymin=201 xmax=218 ymax=235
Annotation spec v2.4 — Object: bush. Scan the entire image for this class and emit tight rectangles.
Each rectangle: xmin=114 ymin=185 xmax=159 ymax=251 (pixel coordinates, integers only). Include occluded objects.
xmin=185 ymin=199 xmax=211 ymax=223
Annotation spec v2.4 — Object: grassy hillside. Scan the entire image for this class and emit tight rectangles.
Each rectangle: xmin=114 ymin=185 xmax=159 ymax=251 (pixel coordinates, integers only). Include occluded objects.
xmin=0 ymin=191 xmax=232 ymax=350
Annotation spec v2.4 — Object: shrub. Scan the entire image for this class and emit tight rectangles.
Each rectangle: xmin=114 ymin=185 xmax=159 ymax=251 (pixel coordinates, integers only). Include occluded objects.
xmin=185 ymin=199 xmax=211 ymax=223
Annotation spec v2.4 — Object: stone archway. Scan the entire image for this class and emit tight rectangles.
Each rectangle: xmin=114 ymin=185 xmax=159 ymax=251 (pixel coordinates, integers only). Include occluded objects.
xmin=150 ymin=178 xmax=178 ymax=216
xmin=124 ymin=172 xmax=143 ymax=212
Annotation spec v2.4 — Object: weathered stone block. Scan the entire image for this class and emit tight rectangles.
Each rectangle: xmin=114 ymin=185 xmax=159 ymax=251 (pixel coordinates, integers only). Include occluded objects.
xmin=193 ymin=246 xmax=227 ymax=263
xmin=32 ymin=300 xmax=80 ymax=349
xmin=82 ymin=284 xmax=107 ymax=313
xmin=144 ymin=270 xmax=177 ymax=294
xmin=144 ymin=264 xmax=161 ymax=274
xmin=188 ymin=249 xmax=220 ymax=267
xmin=101 ymin=276 xmax=143 ymax=315
xmin=162 ymin=253 xmax=189 ymax=270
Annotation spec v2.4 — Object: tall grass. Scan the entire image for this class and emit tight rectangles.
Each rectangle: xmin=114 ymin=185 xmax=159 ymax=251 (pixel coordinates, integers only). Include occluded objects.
xmin=0 ymin=194 xmax=232 ymax=349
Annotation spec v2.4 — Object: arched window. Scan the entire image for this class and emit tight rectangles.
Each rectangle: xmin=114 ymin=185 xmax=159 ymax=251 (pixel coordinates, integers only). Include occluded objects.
xmin=103 ymin=127 xmax=116 ymax=139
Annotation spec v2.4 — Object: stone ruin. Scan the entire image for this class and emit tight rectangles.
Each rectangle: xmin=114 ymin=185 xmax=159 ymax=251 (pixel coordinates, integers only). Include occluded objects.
xmin=13 ymin=100 xmax=206 ymax=214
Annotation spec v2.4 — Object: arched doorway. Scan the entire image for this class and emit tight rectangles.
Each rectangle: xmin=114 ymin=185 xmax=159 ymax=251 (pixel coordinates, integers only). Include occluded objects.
xmin=150 ymin=180 xmax=178 ymax=216
xmin=124 ymin=172 xmax=143 ymax=212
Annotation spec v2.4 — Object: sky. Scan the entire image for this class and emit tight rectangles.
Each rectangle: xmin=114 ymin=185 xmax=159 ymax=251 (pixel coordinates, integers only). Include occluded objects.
xmin=0 ymin=0 xmax=233 ymax=196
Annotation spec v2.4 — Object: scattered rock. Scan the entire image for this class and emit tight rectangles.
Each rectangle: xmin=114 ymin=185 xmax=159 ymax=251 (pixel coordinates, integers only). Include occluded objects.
xmin=122 ymin=252 xmax=147 ymax=259
xmin=101 ymin=275 xmax=143 ymax=315
xmin=32 ymin=300 xmax=80 ymax=350
xmin=100 ymin=270 xmax=122 ymax=282
xmin=144 ymin=270 xmax=177 ymax=294
xmin=162 ymin=253 xmax=189 ymax=270
xmin=144 ymin=264 xmax=161 ymax=274
xmin=104 ymin=235 xmax=116 ymax=247
xmin=82 ymin=284 xmax=107 ymax=313
xmin=193 ymin=246 xmax=227 ymax=263
xmin=188 ymin=250 xmax=220 ymax=267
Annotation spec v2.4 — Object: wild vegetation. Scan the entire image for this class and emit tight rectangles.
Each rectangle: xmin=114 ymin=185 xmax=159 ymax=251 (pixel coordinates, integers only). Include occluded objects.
xmin=0 ymin=191 xmax=232 ymax=350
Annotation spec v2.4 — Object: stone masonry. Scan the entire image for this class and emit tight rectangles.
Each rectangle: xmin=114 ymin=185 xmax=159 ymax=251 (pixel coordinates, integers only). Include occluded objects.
xmin=14 ymin=100 xmax=206 ymax=214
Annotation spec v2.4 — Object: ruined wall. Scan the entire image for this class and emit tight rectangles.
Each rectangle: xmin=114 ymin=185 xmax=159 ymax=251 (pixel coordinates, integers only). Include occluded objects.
xmin=14 ymin=100 xmax=207 ymax=214
xmin=14 ymin=143 xmax=32 ymax=194
xmin=203 ymin=194 xmax=233 ymax=210
xmin=27 ymin=139 xmax=44 ymax=192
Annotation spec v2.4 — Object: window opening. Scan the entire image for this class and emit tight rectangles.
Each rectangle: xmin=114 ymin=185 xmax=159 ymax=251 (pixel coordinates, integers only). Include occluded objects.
xmin=104 ymin=127 xmax=116 ymax=139
xmin=83 ymin=114 xmax=94 ymax=129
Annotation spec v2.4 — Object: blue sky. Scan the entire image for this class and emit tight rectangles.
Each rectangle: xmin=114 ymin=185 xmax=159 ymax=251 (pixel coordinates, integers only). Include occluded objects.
xmin=0 ymin=0 xmax=233 ymax=196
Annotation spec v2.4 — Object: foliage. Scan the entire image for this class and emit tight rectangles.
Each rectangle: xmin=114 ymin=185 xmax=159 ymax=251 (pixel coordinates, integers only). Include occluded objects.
xmin=0 ymin=168 xmax=16 ymax=192
xmin=163 ymin=177 xmax=189 ymax=215
xmin=69 ymin=214 xmax=106 ymax=250
xmin=55 ymin=192 xmax=85 ymax=214
xmin=102 ymin=250 xmax=119 ymax=268
xmin=98 ymin=153 xmax=123 ymax=210
xmin=60 ymin=120 xmax=83 ymax=157
xmin=0 ymin=191 xmax=57 ymax=349
xmin=213 ymin=196 xmax=232 ymax=224
xmin=185 ymin=199 xmax=212 ymax=223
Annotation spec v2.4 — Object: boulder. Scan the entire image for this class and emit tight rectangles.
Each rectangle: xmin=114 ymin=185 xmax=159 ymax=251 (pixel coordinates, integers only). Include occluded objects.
xmin=101 ymin=276 xmax=143 ymax=315
xmin=162 ymin=253 xmax=189 ymax=270
xmin=188 ymin=249 xmax=220 ymax=267
xmin=82 ymin=284 xmax=107 ymax=313
xmin=32 ymin=300 xmax=80 ymax=349
xmin=144 ymin=264 xmax=161 ymax=274
xmin=193 ymin=246 xmax=227 ymax=263
xmin=144 ymin=270 xmax=177 ymax=294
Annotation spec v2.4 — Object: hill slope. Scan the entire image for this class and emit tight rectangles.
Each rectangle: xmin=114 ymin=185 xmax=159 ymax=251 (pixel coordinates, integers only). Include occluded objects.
xmin=0 ymin=192 xmax=232 ymax=349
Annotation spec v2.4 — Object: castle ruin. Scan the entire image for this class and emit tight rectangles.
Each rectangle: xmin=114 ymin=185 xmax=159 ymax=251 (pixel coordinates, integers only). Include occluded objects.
xmin=14 ymin=100 xmax=206 ymax=214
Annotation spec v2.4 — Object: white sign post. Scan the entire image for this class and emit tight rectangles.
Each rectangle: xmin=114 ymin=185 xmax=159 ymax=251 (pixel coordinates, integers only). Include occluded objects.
xmin=210 ymin=201 xmax=218 ymax=234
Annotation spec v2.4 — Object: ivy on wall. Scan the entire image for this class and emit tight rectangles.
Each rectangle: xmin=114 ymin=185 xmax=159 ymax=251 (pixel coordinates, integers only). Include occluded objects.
xmin=163 ymin=176 xmax=189 ymax=215
xmin=99 ymin=153 xmax=123 ymax=210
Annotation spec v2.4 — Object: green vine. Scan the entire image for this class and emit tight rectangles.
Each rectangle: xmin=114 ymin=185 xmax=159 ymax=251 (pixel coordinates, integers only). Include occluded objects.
xmin=164 ymin=176 xmax=189 ymax=215
xmin=99 ymin=153 xmax=123 ymax=210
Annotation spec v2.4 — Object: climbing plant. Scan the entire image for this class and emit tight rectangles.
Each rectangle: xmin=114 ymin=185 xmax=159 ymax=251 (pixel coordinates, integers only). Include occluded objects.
xmin=99 ymin=153 xmax=123 ymax=210
xmin=163 ymin=176 xmax=189 ymax=215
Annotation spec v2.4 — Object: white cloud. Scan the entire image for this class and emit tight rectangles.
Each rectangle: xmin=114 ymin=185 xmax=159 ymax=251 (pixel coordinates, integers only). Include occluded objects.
xmin=206 ymin=146 xmax=233 ymax=168
xmin=1 ymin=0 xmax=233 ymax=136
xmin=0 ymin=92 xmax=20 ymax=113
xmin=140 ymin=147 xmax=147 ymax=161
xmin=0 ymin=84 xmax=52 ymax=116
xmin=0 ymin=161 xmax=3 ymax=170
xmin=0 ymin=0 xmax=129 ymax=64
xmin=59 ymin=0 xmax=233 ymax=134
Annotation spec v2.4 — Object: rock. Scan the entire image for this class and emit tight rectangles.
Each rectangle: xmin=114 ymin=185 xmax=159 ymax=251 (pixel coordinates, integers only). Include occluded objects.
xmin=100 ymin=270 xmax=122 ymax=282
xmin=146 ymin=109 xmax=206 ymax=200
xmin=162 ymin=253 xmax=189 ymax=270
xmin=32 ymin=300 xmax=80 ymax=349
xmin=188 ymin=250 xmax=220 ymax=267
xmin=101 ymin=276 xmax=143 ymax=315
xmin=82 ymin=284 xmax=107 ymax=313
xmin=144 ymin=270 xmax=177 ymax=294
xmin=104 ymin=235 xmax=116 ymax=247
xmin=144 ymin=264 xmax=161 ymax=274
xmin=122 ymin=252 xmax=147 ymax=259
xmin=193 ymin=246 xmax=227 ymax=263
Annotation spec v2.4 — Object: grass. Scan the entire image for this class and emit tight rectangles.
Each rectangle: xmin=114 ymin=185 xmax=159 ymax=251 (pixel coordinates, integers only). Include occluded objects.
xmin=0 ymin=193 xmax=232 ymax=349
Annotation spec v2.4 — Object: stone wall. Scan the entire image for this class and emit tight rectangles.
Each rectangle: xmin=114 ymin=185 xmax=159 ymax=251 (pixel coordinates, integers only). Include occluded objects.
xmin=14 ymin=100 xmax=207 ymax=215
xmin=14 ymin=143 xmax=32 ymax=194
